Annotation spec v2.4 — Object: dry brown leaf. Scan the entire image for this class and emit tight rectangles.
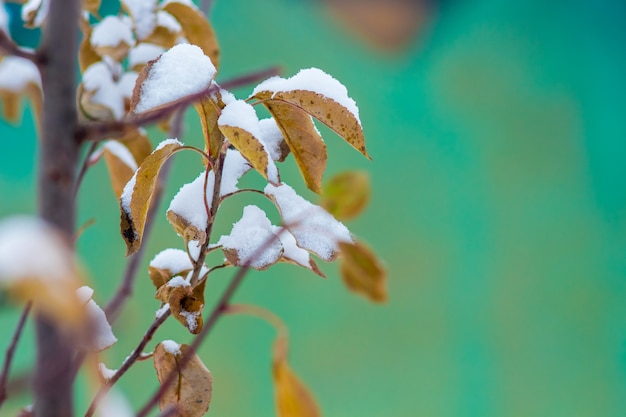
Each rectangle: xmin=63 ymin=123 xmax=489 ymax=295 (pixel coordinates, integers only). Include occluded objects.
xmin=154 ymin=342 xmax=213 ymax=416
xmin=262 ymin=99 xmax=327 ymax=193
xmin=103 ymin=145 xmax=136 ymax=200
xmin=0 ymin=90 xmax=20 ymax=123
xmin=320 ymin=171 xmax=370 ymax=221
xmin=166 ymin=210 xmax=207 ymax=247
xmin=120 ymin=141 xmax=182 ymax=255
xmin=273 ymin=336 xmax=321 ymax=417
xmin=339 ymin=240 xmax=387 ymax=303
xmin=156 ymin=284 xmax=204 ymax=334
xmin=83 ymin=0 xmax=101 ymax=16
xmin=218 ymin=124 xmax=276 ymax=183
xmin=194 ymin=96 xmax=223 ymax=160
xmin=78 ymin=83 xmax=116 ymax=121
xmin=142 ymin=24 xmax=179 ymax=50
xmin=78 ymin=32 xmax=101 ymax=73
xmin=254 ymin=89 xmax=369 ymax=160
xmin=162 ymin=1 xmax=220 ymax=70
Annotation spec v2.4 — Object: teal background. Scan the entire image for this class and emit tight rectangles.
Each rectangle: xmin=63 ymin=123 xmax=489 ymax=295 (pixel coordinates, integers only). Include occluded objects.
xmin=2 ymin=0 xmax=626 ymax=416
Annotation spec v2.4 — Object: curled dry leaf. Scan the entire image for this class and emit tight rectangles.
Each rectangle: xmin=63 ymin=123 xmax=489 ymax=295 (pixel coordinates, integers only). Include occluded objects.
xmin=194 ymin=94 xmax=224 ymax=160
xmin=264 ymin=100 xmax=327 ymax=193
xmin=320 ymin=171 xmax=370 ymax=221
xmin=120 ymin=139 xmax=183 ymax=255
xmin=273 ymin=336 xmax=321 ymax=417
xmin=339 ymin=240 xmax=387 ymax=303
xmin=156 ymin=283 xmax=204 ymax=334
xmin=78 ymin=24 xmax=101 ymax=73
xmin=0 ymin=57 xmax=43 ymax=126
xmin=154 ymin=342 xmax=213 ymax=416
xmin=162 ymin=1 xmax=220 ymax=70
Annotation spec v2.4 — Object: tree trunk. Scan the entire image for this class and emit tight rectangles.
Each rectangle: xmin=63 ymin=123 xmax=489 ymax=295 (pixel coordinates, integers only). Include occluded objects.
xmin=34 ymin=0 xmax=82 ymax=416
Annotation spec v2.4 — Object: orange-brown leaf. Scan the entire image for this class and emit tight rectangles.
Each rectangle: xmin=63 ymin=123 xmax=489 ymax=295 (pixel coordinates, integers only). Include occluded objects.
xmin=154 ymin=342 xmax=213 ymax=416
xmin=218 ymin=124 xmax=277 ymax=183
xmin=0 ymin=90 xmax=20 ymax=123
xmin=103 ymin=145 xmax=136 ymax=200
xmin=162 ymin=2 xmax=220 ymax=70
xmin=339 ymin=240 xmax=387 ymax=303
xmin=120 ymin=141 xmax=182 ymax=255
xmin=273 ymin=337 xmax=321 ymax=417
xmin=78 ymin=31 xmax=101 ymax=73
xmin=263 ymin=100 xmax=327 ymax=193
xmin=320 ymin=171 xmax=370 ymax=221
xmin=194 ymin=96 xmax=223 ymax=160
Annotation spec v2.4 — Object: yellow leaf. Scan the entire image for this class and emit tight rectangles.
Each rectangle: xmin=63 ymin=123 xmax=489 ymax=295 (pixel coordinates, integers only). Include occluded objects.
xmin=166 ymin=210 xmax=208 ymax=248
xmin=218 ymin=124 xmax=278 ymax=183
xmin=78 ymin=31 xmax=101 ymax=73
xmin=83 ymin=0 xmax=101 ymax=16
xmin=154 ymin=342 xmax=213 ymax=417
xmin=273 ymin=337 xmax=321 ymax=417
xmin=320 ymin=171 xmax=370 ymax=221
xmin=263 ymin=100 xmax=327 ymax=193
xmin=162 ymin=1 xmax=220 ymax=70
xmin=0 ymin=90 xmax=20 ymax=123
xmin=103 ymin=144 xmax=136 ymax=200
xmin=254 ymin=88 xmax=369 ymax=159
xmin=120 ymin=140 xmax=182 ymax=255
xmin=194 ymin=95 xmax=223 ymax=160
xmin=78 ymin=83 xmax=116 ymax=121
xmin=118 ymin=128 xmax=153 ymax=166
xmin=339 ymin=240 xmax=387 ymax=303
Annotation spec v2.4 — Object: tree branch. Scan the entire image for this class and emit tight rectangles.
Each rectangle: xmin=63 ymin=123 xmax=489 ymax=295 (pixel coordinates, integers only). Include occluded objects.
xmin=34 ymin=0 xmax=82 ymax=416
xmin=0 ymin=302 xmax=32 ymax=411
xmin=0 ymin=31 xmax=38 ymax=61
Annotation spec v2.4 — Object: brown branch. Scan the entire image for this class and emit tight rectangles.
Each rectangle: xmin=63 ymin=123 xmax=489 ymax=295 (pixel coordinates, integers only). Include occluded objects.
xmin=0 ymin=302 xmax=32 ymax=411
xmin=0 ymin=31 xmax=38 ymax=61
xmin=220 ymin=66 xmax=282 ymax=90
xmin=73 ymin=141 xmax=100 ymax=200
xmin=34 ymin=0 xmax=83 ymax=416
xmin=84 ymin=309 xmax=172 ymax=417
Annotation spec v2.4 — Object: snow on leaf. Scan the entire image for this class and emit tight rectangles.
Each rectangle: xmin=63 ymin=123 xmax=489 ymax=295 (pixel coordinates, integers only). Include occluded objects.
xmin=21 ymin=0 xmax=48 ymax=28
xmin=260 ymin=99 xmax=326 ymax=193
xmin=264 ymin=183 xmax=353 ymax=261
xmin=0 ymin=1 xmax=8 ymax=33
xmin=320 ymin=171 xmax=370 ymax=221
xmin=90 ymin=16 xmax=135 ymax=61
xmin=76 ymin=287 xmax=118 ymax=352
xmin=251 ymin=68 xmax=369 ymax=165
xmin=338 ymin=240 xmax=387 ymax=303
xmin=96 ymin=389 xmax=134 ymax=417
xmin=216 ymin=205 xmax=283 ymax=270
xmin=103 ymin=140 xmax=138 ymax=199
xmin=273 ymin=226 xmax=324 ymax=277
xmin=194 ymin=92 xmax=223 ymax=159
xmin=0 ymin=56 xmax=43 ymax=124
xmin=155 ymin=278 xmax=205 ymax=334
xmin=81 ymin=61 xmax=138 ymax=120
xmin=154 ymin=342 xmax=213 ymax=416
xmin=120 ymin=139 xmax=183 ymax=255
xmin=258 ymin=117 xmax=290 ymax=162
xmin=220 ymin=149 xmax=251 ymax=196
xmin=162 ymin=0 xmax=220 ymax=69
xmin=128 ymin=43 xmax=165 ymax=71
xmin=121 ymin=0 xmax=158 ymax=40
xmin=131 ymin=43 xmax=216 ymax=114
xmin=148 ymin=248 xmax=193 ymax=289
xmin=218 ymin=99 xmax=279 ymax=184
xmin=0 ymin=216 xmax=84 ymax=326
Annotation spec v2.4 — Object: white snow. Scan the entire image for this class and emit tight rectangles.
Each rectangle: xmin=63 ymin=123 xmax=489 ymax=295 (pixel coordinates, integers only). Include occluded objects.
xmin=219 ymin=88 xmax=236 ymax=105
xmin=103 ymin=141 xmax=138 ymax=171
xmin=154 ymin=137 xmax=182 ymax=151
xmin=98 ymin=363 xmax=117 ymax=380
xmin=91 ymin=15 xmax=135 ymax=49
xmin=82 ymin=62 xmax=135 ymax=120
xmin=76 ymin=286 xmax=95 ymax=304
xmin=150 ymin=248 xmax=192 ymax=272
xmin=168 ymin=169 xmax=214 ymax=233
xmin=251 ymin=67 xmax=361 ymax=126
xmin=161 ymin=0 xmax=197 ymax=8
xmin=220 ymin=149 xmax=251 ymax=196
xmin=217 ymin=205 xmax=283 ymax=269
xmin=218 ymin=100 xmax=279 ymax=184
xmin=155 ymin=303 xmax=170 ymax=318
xmin=160 ymin=339 xmax=181 ymax=355
xmin=156 ymin=10 xmax=181 ymax=32
xmin=83 ymin=298 xmax=117 ymax=351
xmin=179 ymin=309 xmax=200 ymax=332
xmin=187 ymin=240 xmax=202 ymax=261
xmin=120 ymin=171 xmax=137 ymax=214
xmin=0 ymin=1 xmax=8 ymax=33
xmin=0 ymin=56 xmax=42 ymax=91
xmin=128 ymin=43 xmax=164 ymax=68
xmin=264 ymin=183 xmax=353 ymax=261
xmin=133 ymin=44 xmax=216 ymax=114
xmin=258 ymin=118 xmax=286 ymax=161
xmin=122 ymin=0 xmax=157 ymax=40
xmin=272 ymin=226 xmax=312 ymax=269
xmin=21 ymin=0 xmax=48 ymax=27
xmin=167 ymin=275 xmax=190 ymax=287
xmin=96 ymin=389 xmax=134 ymax=417
xmin=0 ymin=216 xmax=73 ymax=283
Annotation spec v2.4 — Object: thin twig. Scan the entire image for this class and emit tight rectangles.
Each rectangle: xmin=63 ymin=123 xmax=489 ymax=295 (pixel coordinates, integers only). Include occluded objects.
xmin=0 ymin=302 xmax=32 ymax=410
xmin=73 ymin=140 xmax=100 ymax=200
xmin=220 ymin=66 xmax=282 ymax=90
xmin=84 ymin=309 xmax=172 ymax=417
xmin=0 ymin=31 xmax=38 ymax=61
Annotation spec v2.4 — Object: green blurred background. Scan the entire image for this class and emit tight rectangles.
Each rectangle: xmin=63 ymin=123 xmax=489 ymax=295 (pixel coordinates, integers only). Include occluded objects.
xmin=2 ymin=0 xmax=626 ymax=416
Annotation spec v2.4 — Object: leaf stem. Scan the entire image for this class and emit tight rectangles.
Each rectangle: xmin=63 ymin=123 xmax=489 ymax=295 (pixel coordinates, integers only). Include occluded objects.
xmin=73 ymin=140 xmax=100 ymax=200
xmin=0 ymin=302 xmax=32 ymax=411
xmin=0 ymin=31 xmax=38 ymax=61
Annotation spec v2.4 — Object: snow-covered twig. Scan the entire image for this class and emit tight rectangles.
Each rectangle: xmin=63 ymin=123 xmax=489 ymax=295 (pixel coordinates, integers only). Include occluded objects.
xmin=0 ymin=302 xmax=32 ymax=410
